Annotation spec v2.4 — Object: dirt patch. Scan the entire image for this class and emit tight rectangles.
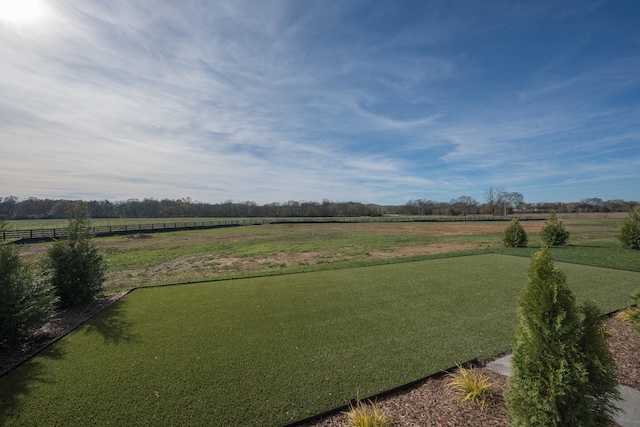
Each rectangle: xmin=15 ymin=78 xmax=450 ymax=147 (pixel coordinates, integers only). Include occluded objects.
xmin=104 ymin=241 xmax=492 ymax=289
xmin=370 ymin=243 xmax=489 ymax=259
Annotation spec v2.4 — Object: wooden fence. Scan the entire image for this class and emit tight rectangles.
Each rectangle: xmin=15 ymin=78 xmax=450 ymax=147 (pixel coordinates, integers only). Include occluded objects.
xmin=4 ymin=215 xmax=535 ymax=244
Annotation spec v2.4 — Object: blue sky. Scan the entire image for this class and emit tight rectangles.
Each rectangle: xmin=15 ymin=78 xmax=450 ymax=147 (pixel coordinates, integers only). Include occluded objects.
xmin=1 ymin=0 xmax=639 ymax=205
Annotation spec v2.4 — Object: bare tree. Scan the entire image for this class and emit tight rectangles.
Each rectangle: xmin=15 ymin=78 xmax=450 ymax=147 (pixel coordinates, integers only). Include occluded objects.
xmin=484 ymin=188 xmax=524 ymax=216
xmin=484 ymin=187 xmax=506 ymax=216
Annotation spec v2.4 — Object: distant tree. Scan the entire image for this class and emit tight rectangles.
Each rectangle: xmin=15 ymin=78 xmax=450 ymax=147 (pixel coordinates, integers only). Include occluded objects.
xmin=540 ymin=211 xmax=570 ymax=246
xmin=505 ymin=246 xmax=619 ymax=426
xmin=44 ymin=204 xmax=107 ymax=307
xmin=0 ymin=196 xmax=19 ymax=219
xmin=503 ymin=218 xmax=528 ymax=248
xmin=0 ymin=220 xmax=58 ymax=346
xmin=618 ymin=209 xmax=640 ymax=250
xmin=505 ymin=192 xmax=524 ymax=214
xmin=484 ymin=187 xmax=506 ymax=216
xmin=483 ymin=188 xmax=524 ymax=216
xmin=450 ymin=196 xmax=479 ymax=215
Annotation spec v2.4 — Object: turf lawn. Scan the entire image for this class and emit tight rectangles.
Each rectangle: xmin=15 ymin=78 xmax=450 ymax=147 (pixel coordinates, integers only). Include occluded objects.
xmin=1 ymin=254 xmax=639 ymax=426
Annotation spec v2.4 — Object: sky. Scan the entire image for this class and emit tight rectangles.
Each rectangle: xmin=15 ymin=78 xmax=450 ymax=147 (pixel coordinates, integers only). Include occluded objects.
xmin=1 ymin=0 xmax=639 ymax=205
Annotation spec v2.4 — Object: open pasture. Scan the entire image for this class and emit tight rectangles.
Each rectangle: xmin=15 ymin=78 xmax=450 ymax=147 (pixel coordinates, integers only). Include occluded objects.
xmin=15 ymin=215 xmax=633 ymax=291
xmin=1 ymin=254 xmax=639 ymax=426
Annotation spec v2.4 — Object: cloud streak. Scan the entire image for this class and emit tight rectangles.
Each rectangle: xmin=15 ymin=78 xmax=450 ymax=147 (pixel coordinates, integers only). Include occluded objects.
xmin=1 ymin=0 xmax=639 ymax=204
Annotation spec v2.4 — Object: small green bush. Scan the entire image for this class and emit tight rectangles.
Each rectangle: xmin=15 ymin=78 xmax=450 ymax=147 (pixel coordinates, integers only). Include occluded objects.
xmin=503 ymin=218 xmax=528 ymax=248
xmin=540 ymin=211 xmax=569 ymax=246
xmin=0 ymin=222 xmax=58 ymax=346
xmin=618 ymin=209 xmax=640 ymax=250
xmin=505 ymin=246 xmax=618 ymax=426
xmin=44 ymin=207 xmax=107 ymax=308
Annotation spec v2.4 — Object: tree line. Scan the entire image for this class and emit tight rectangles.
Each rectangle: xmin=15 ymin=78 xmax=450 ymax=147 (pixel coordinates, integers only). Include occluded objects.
xmin=0 ymin=194 xmax=638 ymax=220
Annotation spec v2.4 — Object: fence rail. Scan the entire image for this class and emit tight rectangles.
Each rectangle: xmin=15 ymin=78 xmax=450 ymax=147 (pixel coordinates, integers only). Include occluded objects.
xmin=4 ymin=215 xmax=535 ymax=244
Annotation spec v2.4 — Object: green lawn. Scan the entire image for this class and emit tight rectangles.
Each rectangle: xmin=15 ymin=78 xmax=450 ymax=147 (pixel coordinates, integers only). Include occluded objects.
xmin=1 ymin=254 xmax=638 ymax=426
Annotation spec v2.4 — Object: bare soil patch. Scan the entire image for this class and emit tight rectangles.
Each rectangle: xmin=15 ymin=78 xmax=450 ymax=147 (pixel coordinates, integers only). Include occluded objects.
xmin=104 ymin=241 xmax=493 ymax=289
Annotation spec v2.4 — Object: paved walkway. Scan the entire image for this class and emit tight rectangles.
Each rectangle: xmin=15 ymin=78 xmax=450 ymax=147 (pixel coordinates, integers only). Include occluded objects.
xmin=486 ymin=355 xmax=640 ymax=427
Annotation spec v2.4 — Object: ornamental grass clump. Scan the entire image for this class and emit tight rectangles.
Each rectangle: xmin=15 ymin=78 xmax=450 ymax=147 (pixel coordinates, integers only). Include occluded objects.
xmin=618 ymin=209 xmax=640 ymax=250
xmin=344 ymin=399 xmax=393 ymax=427
xmin=540 ymin=211 xmax=569 ymax=246
xmin=505 ymin=246 xmax=619 ymax=427
xmin=444 ymin=366 xmax=495 ymax=407
xmin=503 ymin=218 xmax=528 ymax=248
xmin=617 ymin=286 xmax=640 ymax=335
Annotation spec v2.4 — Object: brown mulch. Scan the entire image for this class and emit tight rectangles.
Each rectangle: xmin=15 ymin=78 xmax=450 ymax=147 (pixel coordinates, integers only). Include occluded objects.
xmin=1 ymin=299 xmax=639 ymax=427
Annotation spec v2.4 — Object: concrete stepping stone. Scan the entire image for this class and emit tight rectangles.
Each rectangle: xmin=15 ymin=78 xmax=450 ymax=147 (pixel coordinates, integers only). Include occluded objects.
xmin=486 ymin=354 xmax=640 ymax=427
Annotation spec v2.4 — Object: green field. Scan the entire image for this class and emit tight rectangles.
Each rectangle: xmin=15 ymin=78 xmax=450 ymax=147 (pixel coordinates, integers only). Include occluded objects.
xmin=1 ymin=254 xmax=639 ymax=426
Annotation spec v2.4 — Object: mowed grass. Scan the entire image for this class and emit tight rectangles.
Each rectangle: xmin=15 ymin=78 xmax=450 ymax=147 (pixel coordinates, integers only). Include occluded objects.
xmin=2 ymin=254 xmax=639 ymax=426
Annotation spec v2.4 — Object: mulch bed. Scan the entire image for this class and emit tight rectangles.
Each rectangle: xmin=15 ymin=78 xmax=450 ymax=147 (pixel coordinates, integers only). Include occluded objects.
xmin=1 ymin=298 xmax=639 ymax=427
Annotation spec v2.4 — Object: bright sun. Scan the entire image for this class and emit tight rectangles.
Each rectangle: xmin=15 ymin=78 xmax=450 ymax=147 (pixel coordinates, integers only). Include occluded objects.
xmin=0 ymin=0 xmax=47 ymax=24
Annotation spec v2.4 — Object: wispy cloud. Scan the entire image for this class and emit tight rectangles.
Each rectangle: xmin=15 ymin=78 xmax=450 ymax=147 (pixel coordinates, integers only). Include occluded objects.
xmin=0 ymin=0 xmax=638 ymax=204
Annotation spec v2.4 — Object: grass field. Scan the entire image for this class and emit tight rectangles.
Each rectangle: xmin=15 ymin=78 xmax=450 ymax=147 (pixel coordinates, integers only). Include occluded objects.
xmin=1 ymin=254 xmax=639 ymax=426
xmin=15 ymin=214 xmax=636 ymax=291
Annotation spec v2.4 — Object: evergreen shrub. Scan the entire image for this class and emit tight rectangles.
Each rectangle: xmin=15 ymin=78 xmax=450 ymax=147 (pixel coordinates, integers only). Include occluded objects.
xmin=45 ymin=206 xmax=107 ymax=308
xmin=540 ymin=211 xmax=569 ymax=246
xmin=505 ymin=246 xmax=619 ymax=426
xmin=618 ymin=209 xmax=640 ymax=250
xmin=0 ymin=221 xmax=58 ymax=346
xmin=503 ymin=218 xmax=528 ymax=248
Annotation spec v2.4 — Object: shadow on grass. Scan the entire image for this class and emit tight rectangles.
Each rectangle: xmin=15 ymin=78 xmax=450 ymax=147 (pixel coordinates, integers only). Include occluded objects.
xmin=82 ymin=298 xmax=139 ymax=345
xmin=0 ymin=345 xmax=65 ymax=425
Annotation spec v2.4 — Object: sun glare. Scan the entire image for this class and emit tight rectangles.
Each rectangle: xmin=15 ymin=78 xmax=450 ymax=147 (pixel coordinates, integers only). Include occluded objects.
xmin=0 ymin=0 xmax=47 ymax=24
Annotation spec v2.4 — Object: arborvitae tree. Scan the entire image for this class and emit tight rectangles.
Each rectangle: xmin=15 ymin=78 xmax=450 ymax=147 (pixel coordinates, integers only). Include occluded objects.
xmin=0 ymin=220 xmax=58 ymax=346
xmin=505 ymin=246 xmax=619 ymax=426
xmin=540 ymin=211 xmax=570 ymax=246
xmin=503 ymin=218 xmax=528 ymax=248
xmin=618 ymin=209 xmax=640 ymax=250
xmin=45 ymin=205 xmax=107 ymax=308
xmin=579 ymin=301 xmax=620 ymax=425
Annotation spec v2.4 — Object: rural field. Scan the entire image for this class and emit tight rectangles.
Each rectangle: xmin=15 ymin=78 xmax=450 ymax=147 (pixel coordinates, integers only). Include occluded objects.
xmin=13 ymin=213 xmax=633 ymax=291
xmin=2 ymin=214 xmax=639 ymax=426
